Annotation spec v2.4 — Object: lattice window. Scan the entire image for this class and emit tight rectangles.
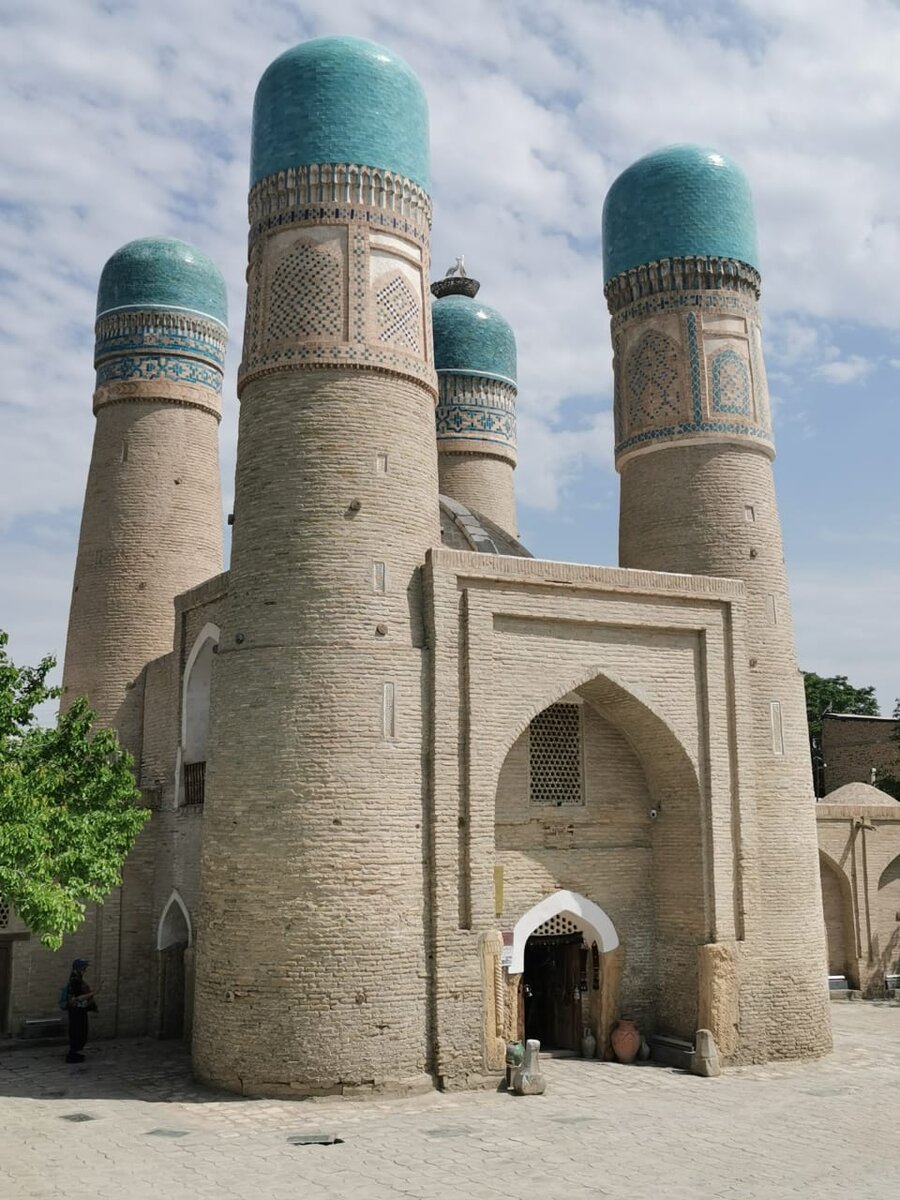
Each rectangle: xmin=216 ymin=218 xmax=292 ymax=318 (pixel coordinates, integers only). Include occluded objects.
xmin=0 ymin=896 xmax=9 ymax=929
xmin=626 ymin=330 xmax=682 ymax=427
xmin=183 ymin=761 xmax=206 ymax=806
xmin=376 ymin=275 xmax=420 ymax=352
xmin=533 ymin=913 xmax=581 ymax=937
xmin=529 ymin=702 xmax=584 ymax=806
xmin=267 ymin=242 xmax=343 ymax=342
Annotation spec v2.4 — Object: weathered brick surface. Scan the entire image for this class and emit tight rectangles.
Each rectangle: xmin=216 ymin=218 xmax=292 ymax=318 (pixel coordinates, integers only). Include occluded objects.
xmin=822 ymin=714 xmax=900 ymax=794
xmin=437 ymin=451 xmax=517 ymax=538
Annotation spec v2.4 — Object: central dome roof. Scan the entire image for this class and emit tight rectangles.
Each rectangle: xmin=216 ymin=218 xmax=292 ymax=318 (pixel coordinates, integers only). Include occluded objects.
xmin=431 ymin=293 xmax=517 ymax=386
xmin=602 ymin=144 xmax=758 ymax=282
xmin=96 ymin=237 xmax=227 ymax=325
xmin=251 ymin=36 xmax=429 ymax=190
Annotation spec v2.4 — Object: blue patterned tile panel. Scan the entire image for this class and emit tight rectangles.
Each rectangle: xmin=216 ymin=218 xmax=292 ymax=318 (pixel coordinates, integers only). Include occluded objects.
xmin=602 ymin=145 xmax=759 ymax=281
xmin=710 ymin=347 xmax=752 ymax=415
xmin=251 ymin=37 xmax=429 ymax=191
xmin=95 ymin=355 xmax=223 ymax=394
xmin=436 ymin=376 xmax=517 ymax=454
xmin=95 ymin=313 xmax=226 ymax=370
xmin=96 ymin=238 xmax=227 ymax=325
xmin=431 ymin=294 xmax=516 ymax=386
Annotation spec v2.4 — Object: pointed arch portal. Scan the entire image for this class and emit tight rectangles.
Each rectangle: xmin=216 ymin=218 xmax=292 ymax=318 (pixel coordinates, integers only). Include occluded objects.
xmin=509 ymin=889 xmax=618 ymax=975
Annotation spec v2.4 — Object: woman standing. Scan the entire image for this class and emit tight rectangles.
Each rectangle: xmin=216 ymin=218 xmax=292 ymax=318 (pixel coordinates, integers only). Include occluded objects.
xmin=65 ymin=958 xmax=95 ymax=1064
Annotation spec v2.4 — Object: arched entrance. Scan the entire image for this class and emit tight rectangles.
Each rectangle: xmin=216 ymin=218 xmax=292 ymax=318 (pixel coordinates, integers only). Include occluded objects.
xmin=494 ymin=671 xmax=705 ymax=1049
xmin=818 ymin=851 xmax=858 ymax=988
xmin=512 ymin=892 xmax=618 ymax=1051
xmin=877 ymin=855 xmax=900 ymax=981
xmin=157 ymin=892 xmax=192 ymax=1039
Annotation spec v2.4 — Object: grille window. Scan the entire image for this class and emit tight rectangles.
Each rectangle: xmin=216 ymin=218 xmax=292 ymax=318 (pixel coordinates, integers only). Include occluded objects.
xmin=533 ymin=913 xmax=580 ymax=937
xmin=0 ymin=897 xmax=9 ymax=929
xmin=529 ymin=702 xmax=584 ymax=806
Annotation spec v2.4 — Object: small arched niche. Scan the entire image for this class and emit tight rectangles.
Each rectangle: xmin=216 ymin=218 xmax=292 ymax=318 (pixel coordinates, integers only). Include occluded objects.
xmin=179 ymin=624 xmax=219 ymax=806
xmin=819 ymin=850 xmax=858 ymax=988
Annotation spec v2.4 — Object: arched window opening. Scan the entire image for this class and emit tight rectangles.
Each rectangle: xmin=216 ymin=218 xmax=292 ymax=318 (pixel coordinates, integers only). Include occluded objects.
xmin=180 ymin=624 xmax=218 ymax=807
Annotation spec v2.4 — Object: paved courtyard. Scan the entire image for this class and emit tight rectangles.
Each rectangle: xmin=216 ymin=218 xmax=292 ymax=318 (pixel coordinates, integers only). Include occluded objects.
xmin=1 ymin=1001 xmax=897 ymax=1199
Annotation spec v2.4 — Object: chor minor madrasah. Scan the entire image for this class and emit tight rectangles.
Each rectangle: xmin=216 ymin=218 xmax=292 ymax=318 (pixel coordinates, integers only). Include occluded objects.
xmin=15 ymin=30 xmax=898 ymax=1094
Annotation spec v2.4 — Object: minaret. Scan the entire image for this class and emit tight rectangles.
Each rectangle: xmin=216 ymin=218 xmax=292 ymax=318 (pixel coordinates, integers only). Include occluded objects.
xmin=62 ymin=237 xmax=227 ymax=730
xmin=604 ymin=145 xmax=831 ymax=1059
xmin=193 ymin=37 xmax=440 ymax=1095
xmin=431 ymin=269 xmax=518 ymax=536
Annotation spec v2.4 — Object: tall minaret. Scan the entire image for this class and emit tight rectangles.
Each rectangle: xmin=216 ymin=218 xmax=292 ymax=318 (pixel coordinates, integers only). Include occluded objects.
xmin=431 ymin=270 xmax=518 ymax=535
xmin=604 ymin=145 xmax=831 ymax=1059
xmin=62 ymin=237 xmax=227 ymax=730
xmin=193 ymin=37 xmax=440 ymax=1095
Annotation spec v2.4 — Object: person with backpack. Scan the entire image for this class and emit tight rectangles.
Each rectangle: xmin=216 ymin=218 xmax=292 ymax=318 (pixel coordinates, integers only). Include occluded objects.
xmin=61 ymin=959 xmax=96 ymax=1063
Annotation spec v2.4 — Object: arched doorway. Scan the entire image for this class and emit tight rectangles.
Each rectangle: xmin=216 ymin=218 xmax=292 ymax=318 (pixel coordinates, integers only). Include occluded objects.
xmin=494 ymin=673 xmax=705 ymax=1046
xmin=819 ymin=851 xmax=858 ymax=988
xmin=877 ymin=855 xmax=900 ymax=982
xmin=511 ymin=893 xmax=618 ymax=1051
xmin=157 ymin=892 xmax=192 ymax=1039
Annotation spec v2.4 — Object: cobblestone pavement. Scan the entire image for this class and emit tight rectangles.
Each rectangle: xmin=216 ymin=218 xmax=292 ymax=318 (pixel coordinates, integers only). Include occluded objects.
xmin=1 ymin=1002 xmax=897 ymax=1200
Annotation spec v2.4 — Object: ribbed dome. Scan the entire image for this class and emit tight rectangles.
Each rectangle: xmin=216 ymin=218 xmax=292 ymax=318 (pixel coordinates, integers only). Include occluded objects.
xmin=251 ymin=36 xmax=429 ymax=190
xmin=432 ymin=294 xmax=516 ymax=386
xmin=96 ymin=237 xmax=227 ymax=325
xmin=602 ymin=145 xmax=758 ymax=282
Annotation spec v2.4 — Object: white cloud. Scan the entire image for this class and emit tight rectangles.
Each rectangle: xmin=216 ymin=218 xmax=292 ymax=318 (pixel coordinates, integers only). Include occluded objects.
xmin=815 ymin=355 xmax=876 ymax=385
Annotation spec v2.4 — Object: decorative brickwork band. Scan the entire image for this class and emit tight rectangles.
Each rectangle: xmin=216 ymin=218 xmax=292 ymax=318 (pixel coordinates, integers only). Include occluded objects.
xmin=239 ymin=165 xmax=436 ymax=397
xmin=93 ymin=309 xmax=226 ymax=412
xmin=248 ymin=163 xmax=432 ymax=245
xmin=609 ymin=259 xmax=773 ymax=466
xmin=604 ymin=255 xmax=760 ymax=315
xmin=436 ymin=375 xmax=517 ymax=463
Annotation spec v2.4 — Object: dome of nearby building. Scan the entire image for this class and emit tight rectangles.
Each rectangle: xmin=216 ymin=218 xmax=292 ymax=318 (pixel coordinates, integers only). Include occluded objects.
xmin=821 ymin=782 xmax=899 ymax=807
xmin=601 ymin=144 xmax=759 ymax=282
xmin=96 ymin=237 xmax=227 ymax=325
xmin=250 ymin=36 xmax=429 ymax=189
xmin=438 ymin=496 xmax=530 ymax=557
xmin=431 ymin=292 xmax=517 ymax=386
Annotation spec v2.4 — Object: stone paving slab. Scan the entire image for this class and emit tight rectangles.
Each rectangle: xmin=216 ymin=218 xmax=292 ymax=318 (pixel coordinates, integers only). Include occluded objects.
xmin=1 ymin=1002 xmax=898 ymax=1199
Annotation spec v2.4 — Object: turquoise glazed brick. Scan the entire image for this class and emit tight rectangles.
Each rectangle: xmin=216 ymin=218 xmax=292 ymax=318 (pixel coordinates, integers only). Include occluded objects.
xmin=431 ymin=294 xmax=516 ymax=385
xmin=96 ymin=238 xmax=227 ymax=325
xmin=251 ymin=36 xmax=429 ymax=190
xmin=602 ymin=145 xmax=758 ymax=281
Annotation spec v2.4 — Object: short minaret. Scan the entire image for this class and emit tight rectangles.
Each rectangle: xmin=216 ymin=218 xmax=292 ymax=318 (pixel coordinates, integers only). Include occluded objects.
xmin=604 ymin=146 xmax=831 ymax=1059
xmin=193 ymin=37 xmax=440 ymax=1095
xmin=431 ymin=268 xmax=518 ymax=535
xmin=62 ymin=237 xmax=227 ymax=729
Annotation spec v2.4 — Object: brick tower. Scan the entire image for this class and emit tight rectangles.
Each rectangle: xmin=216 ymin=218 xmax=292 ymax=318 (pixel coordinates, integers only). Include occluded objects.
xmin=192 ymin=37 xmax=440 ymax=1095
xmin=431 ymin=272 xmax=518 ymax=535
xmin=62 ymin=237 xmax=227 ymax=731
xmin=604 ymin=145 xmax=831 ymax=1059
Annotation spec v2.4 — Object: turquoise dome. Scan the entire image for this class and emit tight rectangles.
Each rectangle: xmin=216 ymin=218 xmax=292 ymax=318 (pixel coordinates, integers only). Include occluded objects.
xmin=432 ymin=294 xmax=516 ymax=386
xmin=96 ymin=237 xmax=227 ymax=325
xmin=251 ymin=36 xmax=429 ymax=190
xmin=602 ymin=145 xmax=758 ymax=282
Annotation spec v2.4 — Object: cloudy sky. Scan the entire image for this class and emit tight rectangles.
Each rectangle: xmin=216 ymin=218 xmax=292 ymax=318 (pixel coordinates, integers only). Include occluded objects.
xmin=2 ymin=0 xmax=899 ymax=712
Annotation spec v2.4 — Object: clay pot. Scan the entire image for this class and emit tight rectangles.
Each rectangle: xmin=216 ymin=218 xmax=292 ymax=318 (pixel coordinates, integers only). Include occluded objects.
xmin=580 ymin=1028 xmax=597 ymax=1060
xmin=611 ymin=1017 xmax=641 ymax=1064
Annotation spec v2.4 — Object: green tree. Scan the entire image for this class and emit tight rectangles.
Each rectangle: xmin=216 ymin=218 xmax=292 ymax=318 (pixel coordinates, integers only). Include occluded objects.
xmin=802 ymin=672 xmax=879 ymax=740
xmin=0 ymin=631 xmax=149 ymax=949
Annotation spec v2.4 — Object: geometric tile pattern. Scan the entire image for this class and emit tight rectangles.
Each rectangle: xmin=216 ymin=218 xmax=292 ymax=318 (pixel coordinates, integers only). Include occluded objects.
xmin=94 ymin=312 xmax=226 ymax=370
xmin=625 ymin=330 xmax=682 ymax=427
xmin=435 ymin=377 xmax=516 ymax=452
xmin=267 ymin=243 xmax=343 ymax=342
xmin=95 ymin=355 xmax=223 ymax=393
xmin=529 ymin=702 xmax=583 ymax=807
xmin=376 ymin=275 xmax=420 ymax=352
xmin=710 ymin=347 xmax=751 ymax=416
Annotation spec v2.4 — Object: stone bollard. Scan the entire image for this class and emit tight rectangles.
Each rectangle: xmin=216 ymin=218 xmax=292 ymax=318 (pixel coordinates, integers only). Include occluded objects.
xmin=511 ymin=1038 xmax=546 ymax=1095
xmin=691 ymin=1029 xmax=721 ymax=1078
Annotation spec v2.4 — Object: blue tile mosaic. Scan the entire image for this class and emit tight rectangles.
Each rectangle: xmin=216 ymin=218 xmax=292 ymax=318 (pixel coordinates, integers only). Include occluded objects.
xmin=431 ymin=294 xmax=516 ymax=386
xmin=251 ymin=37 xmax=429 ymax=190
xmin=96 ymin=355 xmax=223 ymax=394
xmin=626 ymin=330 xmax=681 ymax=425
xmin=436 ymin=376 xmax=517 ymax=451
xmin=710 ymin=347 xmax=751 ymax=415
xmin=94 ymin=319 xmax=226 ymax=370
xmin=602 ymin=145 xmax=758 ymax=282
xmin=96 ymin=238 xmax=227 ymax=325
